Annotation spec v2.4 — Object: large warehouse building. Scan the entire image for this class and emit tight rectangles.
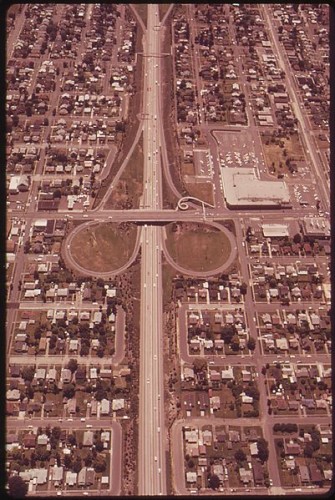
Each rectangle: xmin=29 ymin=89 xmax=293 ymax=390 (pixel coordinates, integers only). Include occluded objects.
xmin=220 ymin=168 xmax=291 ymax=209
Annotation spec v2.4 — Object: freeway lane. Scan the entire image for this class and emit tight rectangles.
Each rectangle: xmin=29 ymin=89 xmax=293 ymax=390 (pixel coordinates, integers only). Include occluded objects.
xmin=138 ymin=5 xmax=166 ymax=496
xmin=8 ymin=206 xmax=322 ymax=223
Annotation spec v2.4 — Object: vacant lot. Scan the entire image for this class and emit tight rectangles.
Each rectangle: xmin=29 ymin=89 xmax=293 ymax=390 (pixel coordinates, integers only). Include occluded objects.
xmin=106 ymin=134 xmax=144 ymax=209
xmin=261 ymin=132 xmax=305 ymax=175
xmin=184 ymin=181 xmax=214 ymax=206
xmin=166 ymin=222 xmax=231 ymax=272
xmin=70 ymin=223 xmax=137 ymax=272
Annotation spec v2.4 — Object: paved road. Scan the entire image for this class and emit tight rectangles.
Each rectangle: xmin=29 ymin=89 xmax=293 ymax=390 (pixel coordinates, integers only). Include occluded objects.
xmin=138 ymin=5 xmax=166 ymax=496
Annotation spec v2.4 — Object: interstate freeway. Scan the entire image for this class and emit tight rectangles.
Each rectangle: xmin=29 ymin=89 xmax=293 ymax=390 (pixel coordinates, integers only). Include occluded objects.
xmin=137 ymin=4 xmax=166 ymax=496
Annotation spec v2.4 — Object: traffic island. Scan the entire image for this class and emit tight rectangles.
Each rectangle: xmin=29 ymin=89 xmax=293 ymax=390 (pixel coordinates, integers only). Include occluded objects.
xmin=66 ymin=222 xmax=138 ymax=275
xmin=164 ymin=221 xmax=236 ymax=276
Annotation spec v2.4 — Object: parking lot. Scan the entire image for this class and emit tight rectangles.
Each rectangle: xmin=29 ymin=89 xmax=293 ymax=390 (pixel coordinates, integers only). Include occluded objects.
xmin=213 ymin=129 xmax=266 ymax=172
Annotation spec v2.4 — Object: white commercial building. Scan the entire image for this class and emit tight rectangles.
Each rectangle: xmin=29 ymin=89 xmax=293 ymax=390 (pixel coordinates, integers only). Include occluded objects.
xmin=220 ymin=168 xmax=291 ymax=208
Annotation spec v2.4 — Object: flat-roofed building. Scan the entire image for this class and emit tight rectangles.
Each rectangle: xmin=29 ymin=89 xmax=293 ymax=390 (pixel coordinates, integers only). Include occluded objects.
xmin=303 ymin=217 xmax=330 ymax=238
xmin=262 ymin=224 xmax=289 ymax=238
xmin=220 ymin=168 xmax=291 ymax=209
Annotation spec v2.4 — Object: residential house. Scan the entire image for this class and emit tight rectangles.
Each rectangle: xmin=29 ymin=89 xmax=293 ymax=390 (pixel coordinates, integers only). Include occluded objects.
xmin=82 ymin=431 xmax=94 ymax=447
xmin=101 ymin=398 xmax=110 ymax=415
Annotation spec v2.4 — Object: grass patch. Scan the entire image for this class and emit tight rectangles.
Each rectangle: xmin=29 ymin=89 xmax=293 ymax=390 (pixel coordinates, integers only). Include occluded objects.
xmin=184 ymin=181 xmax=214 ymax=206
xmin=133 ymin=4 xmax=147 ymax=27
xmin=106 ymin=133 xmax=144 ymax=209
xmin=165 ymin=222 xmax=232 ymax=273
xmin=159 ymin=4 xmax=172 ymax=22
xmin=181 ymin=162 xmax=195 ymax=176
xmin=70 ymin=223 xmax=137 ymax=273
xmin=261 ymin=132 xmax=305 ymax=175
xmin=162 ymin=257 xmax=177 ymax=308
xmin=162 ymin=155 xmax=179 ymax=209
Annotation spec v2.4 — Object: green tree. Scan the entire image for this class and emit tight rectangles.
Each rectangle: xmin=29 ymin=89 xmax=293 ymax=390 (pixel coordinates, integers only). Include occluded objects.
xmin=8 ymin=475 xmax=28 ymax=498
xmin=235 ymin=449 xmax=246 ymax=462
xmin=51 ymin=426 xmax=61 ymax=440
xmin=304 ymin=443 xmax=314 ymax=458
xmin=67 ymin=434 xmax=77 ymax=446
xmin=293 ymin=233 xmax=302 ymax=244
xmin=64 ymin=454 xmax=73 ymax=469
xmin=95 ymin=440 xmax=104 ymax=452
xmin=63 ymin=384 xmax=75 ymax=399
xmin=80 ymin=344 xmax=90 ymax=356
xmin=21 ymin=366 xmax=35 ymax=382
xmin=67 ymin=359 xmax=78 ymax=373
xmin=221 ymin=325 xmax=235 ymax=343
xmin=94 ymin=456 xmax=106 ymax=473
xmin=193 ymin=358 xmax=207 ymax=372
xmin=208 ymin=473 xmax=220 ymax=490
xmin=53 ymin=189 xmax=62 ymax=199
xmin=257 ymin=438 xmax=269 ymax=463
xmin=231 ymin=335 xmax=240 ymax=351
xmin=72 ymin=458 xmax=82 ymax=473
xmin=247 ymin=337 xmax=256 ymax=351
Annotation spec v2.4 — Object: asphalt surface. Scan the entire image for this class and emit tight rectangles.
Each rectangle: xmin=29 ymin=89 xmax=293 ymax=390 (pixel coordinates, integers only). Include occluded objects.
xmin=138 ymin=5 xmax=166 ymax=496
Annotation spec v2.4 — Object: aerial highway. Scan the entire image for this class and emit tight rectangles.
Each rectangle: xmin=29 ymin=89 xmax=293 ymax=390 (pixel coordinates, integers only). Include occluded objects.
xmin=6 ymin=4 xmax=330 ymax=496
xmin=138 ymin=4 xmax=166 ymax=496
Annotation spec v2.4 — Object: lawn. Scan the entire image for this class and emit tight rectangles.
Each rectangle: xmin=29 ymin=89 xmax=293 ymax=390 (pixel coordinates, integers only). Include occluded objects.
xmin=261 ymin=132 xmax=305 ymax=175
xmin=106 ymin=134 xmax=143 ymax=209
xmin=133 ymin=4 xmax=147 ymax=27
xmin=184 ymin=181 xmax=214 ymax=206
xmin=166 ymin=222 xmax=231 ymax=273
xmin=162 ymin=258 xmax=177 ymax=308
xmin=181 ymin=162 xmax=195 ymax=176
xmin=70 ymin=223 xmax=138 ymax=273
xmin=159 ymin=4 xmax=172 ymax=21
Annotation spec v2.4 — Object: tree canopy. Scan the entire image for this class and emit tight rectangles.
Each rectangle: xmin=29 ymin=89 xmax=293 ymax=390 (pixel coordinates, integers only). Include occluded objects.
xmin=8 ymin=475 xmax=28 ymax=498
